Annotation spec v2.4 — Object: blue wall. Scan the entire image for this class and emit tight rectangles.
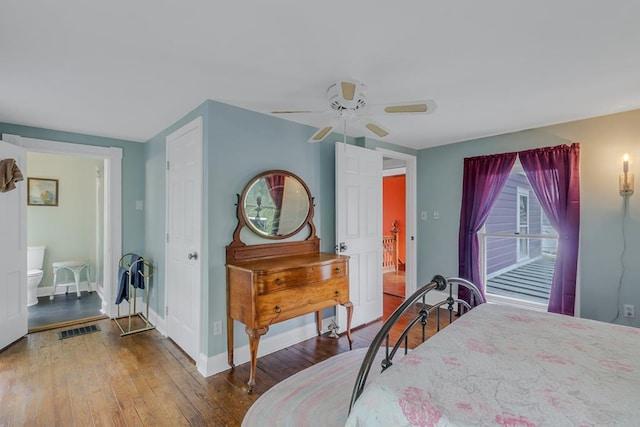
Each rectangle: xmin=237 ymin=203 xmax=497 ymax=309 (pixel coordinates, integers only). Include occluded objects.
xmin=417 ymin=109 xmax=640 ymax=326
xmin=144 ymin=100 xmax=364 ymax=356
xmin=0 ymin=122 xmax=145 ymax=255
xmin=10 ymin=102 xmax=639 ymax=362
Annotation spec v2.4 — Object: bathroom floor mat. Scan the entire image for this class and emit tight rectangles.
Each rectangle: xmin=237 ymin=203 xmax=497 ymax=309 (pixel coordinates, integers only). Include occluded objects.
xmin=57 ymin=324 xmax=101 ymax=340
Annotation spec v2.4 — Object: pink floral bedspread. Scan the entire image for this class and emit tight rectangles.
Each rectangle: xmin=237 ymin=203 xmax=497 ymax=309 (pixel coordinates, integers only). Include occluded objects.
xmin=346 ymin=303 xmax=640 ymax=426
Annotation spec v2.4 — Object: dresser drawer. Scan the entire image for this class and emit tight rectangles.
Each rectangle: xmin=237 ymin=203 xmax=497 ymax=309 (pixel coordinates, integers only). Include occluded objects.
xmin=256 ymin=261 xmax=346 ymax=294
xmin=256 ymin=278 xmax=349 ymax=325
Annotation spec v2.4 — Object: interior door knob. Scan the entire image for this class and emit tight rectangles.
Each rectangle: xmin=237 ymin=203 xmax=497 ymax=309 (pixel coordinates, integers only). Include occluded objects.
xmin=188 ymin=252 xmax=198 ymax=260
xmin=339 ymin=242 xmax=348 ymax=252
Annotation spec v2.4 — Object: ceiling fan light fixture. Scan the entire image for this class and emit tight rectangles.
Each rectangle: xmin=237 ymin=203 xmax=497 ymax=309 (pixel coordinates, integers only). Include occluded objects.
xmin=328 ymin=81 xmax=367 ymax=111
xmin=308 ymin=126 xmax=333 ymax=143
xmin=365 ymin=123 xmax=389 ymax=138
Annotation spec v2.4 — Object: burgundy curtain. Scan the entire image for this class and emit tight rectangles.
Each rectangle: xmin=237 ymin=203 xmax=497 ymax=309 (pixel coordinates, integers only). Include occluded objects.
xmin=265 ymin=174 xmax=285 ymax=235
xmin=519 ymin=143 xmax=580 ymax=316
xmin=458 ymin=152 xmax=517 ymax=300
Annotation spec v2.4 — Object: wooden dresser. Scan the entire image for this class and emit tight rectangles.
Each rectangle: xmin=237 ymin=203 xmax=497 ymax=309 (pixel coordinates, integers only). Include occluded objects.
xmin=226 ymin=170 xmax=353 ymax=392
xmin=227 ymin=241 xmax=353 ymax=392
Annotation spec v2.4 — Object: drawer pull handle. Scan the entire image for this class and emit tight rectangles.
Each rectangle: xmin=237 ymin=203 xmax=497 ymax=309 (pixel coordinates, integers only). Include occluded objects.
xmin=335 ymin=267 xmax=341 ymax=273
xmin=275 ymin=277 xmax=282 ymax=285
xmin=274 ymin=305 xmax=282 ymax=313
xmin=334 ymin=290 xmax=340 ymax=297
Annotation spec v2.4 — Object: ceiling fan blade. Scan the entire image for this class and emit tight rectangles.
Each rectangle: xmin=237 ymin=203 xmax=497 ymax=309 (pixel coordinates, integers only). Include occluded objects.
xmin=340 ymin=81 xmax=357 ymax=101
xmin=308 ymin=126 xmax=334 ymax=143
xmin=365 ymin=122 xmax=389 ymax=138
xmin=271 ymin=110 xmax=315 ymax=114
xmin=383 ymin=100 xmax=437 ymax=114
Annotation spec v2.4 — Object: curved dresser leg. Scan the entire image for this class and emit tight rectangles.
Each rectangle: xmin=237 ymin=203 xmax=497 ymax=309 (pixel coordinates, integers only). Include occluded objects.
xmin=227 ymin=316 xmax=235 ymax=368
xmin=315 ymin=311 xmax=322 ymax=336
xmin=245 ymin=326 xmax=268 ymax=393
xmin=342 ymin=301 xmax=354 ymax=350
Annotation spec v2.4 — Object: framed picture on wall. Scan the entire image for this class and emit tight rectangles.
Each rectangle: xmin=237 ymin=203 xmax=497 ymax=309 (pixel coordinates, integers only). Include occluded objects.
xmin=27 ymin=177 xmax=58 ymax=206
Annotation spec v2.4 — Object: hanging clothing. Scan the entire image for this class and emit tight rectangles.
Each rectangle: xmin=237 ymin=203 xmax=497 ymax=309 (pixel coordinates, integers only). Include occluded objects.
xmin=115 ymin=266 xmax=130 ymax=304
xmin=0 ymin=158 xmax=24 ymax=193
xmin=130 ymin=254 xmax=145 ymax=289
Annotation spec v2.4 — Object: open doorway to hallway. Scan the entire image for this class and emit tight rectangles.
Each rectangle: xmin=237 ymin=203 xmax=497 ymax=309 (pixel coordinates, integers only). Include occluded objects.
xmin=382 ymin=157 xmax=407 ymax=317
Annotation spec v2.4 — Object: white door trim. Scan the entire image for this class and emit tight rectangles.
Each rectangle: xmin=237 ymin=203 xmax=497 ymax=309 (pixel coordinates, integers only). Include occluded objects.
xmin=376 ymin=148 xmax=418 ymax=296
xmin=3 ymin=134 xmax=123 ymax=318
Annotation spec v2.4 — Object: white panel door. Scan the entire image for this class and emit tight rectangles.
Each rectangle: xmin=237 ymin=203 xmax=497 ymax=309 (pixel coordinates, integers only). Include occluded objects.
xmin=335 ymin=142 xmax=382 ymax=330
xmin=0 ymin=140 xmax=27 ymax=349
xmin=166 ymin=117 xmax=203 ymax=361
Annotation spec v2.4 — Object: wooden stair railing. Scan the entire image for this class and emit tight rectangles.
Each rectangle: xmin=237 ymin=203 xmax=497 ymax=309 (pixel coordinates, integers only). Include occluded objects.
xmin=382 ymin=221 xmax=399 ymax=272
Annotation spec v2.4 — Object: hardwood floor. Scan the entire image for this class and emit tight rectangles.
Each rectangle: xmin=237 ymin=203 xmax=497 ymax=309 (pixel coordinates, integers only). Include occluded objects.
xmin=0 ymin=289 xmax=451 ymax=426
xmin=0 ymin=317 xmax=380 ymax=426
xmin=383 ymin=270 xmax=405 ymax=297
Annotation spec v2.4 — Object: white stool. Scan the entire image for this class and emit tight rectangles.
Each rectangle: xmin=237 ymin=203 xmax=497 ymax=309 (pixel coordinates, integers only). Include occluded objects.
xmin=50 ymin=259 xmax=91 ymax=300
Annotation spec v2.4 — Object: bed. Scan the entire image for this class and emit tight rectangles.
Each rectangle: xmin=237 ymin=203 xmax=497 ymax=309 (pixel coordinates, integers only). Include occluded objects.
xmin=347 ymin=290 xmax=640 ymax=426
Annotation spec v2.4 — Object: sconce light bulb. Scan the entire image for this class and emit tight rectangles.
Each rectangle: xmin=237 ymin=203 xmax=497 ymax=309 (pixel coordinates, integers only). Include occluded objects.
xmin=624 ymin=153 xmax=629 ymax=162
xmin=623 ymin=153 xmax=629 ymax=173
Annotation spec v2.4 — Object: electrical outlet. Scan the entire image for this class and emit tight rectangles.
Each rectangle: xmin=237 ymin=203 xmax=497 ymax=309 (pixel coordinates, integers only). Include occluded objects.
xmin=213 ymin=320 xmax=223 ymax=335
xmin=624 ymin=304 xmax=635 ymax=318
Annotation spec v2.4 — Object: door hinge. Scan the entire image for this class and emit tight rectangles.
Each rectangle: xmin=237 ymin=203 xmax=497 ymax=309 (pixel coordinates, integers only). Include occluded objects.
xmin=165 ymin=306 xmax=169 ymax=316
xmin=166 ymin=161 xmax=170 ymax=171
xmin=166 ymin=233 xmax=169 ymax=243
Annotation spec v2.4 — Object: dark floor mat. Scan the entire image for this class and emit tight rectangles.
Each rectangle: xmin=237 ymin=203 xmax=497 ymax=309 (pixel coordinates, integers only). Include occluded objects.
xmin=57 ymin=324 xmax=101 ymax=340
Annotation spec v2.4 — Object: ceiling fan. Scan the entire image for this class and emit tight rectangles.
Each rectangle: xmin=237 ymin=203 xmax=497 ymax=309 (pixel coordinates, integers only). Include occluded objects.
xmin=271 ymin=80 xmax=437 ymax=143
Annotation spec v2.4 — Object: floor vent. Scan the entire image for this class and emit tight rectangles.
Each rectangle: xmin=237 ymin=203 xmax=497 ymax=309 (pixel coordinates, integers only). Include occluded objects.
xmin=57 ymin=324 xmax=101 ymax=340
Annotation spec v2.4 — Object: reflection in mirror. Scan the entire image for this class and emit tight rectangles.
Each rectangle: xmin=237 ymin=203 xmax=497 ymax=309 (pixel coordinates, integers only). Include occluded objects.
xmin=243 ymin=172 xmax=311 ymax=239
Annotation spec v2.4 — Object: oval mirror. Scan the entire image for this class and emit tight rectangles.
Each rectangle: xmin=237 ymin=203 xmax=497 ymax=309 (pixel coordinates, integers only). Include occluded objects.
xmin=241 ymin=170 xmax=312 ymax=239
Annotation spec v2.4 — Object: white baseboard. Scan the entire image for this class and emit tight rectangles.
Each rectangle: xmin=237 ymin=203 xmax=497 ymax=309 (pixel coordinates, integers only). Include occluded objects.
xmin=37 ymin=281 xmax=95 ymax=297
xmin=146 ymin=305 xmax=167 ymax=336
xmin=112 ymin=297 xmax=167 ymax=336
xmin=198 ymin=320 xmax=321 ymax=378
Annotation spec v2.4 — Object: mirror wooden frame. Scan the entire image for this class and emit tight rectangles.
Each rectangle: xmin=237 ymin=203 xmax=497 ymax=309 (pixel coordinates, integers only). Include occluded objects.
xmin=239 ymin=169 xmax=313 ymax=240
xmin=227 ymin=170 xmax=319 ymax=264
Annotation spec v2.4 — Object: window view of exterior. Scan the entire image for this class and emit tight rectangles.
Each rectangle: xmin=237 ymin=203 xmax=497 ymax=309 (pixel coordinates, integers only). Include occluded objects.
xmin=482 ymin=171 xmax=558 ymax=305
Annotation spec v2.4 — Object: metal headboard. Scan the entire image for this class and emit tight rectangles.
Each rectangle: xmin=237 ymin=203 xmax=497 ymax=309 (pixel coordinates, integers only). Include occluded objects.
xmin=348 ymin=275 xmax=484 ymax=413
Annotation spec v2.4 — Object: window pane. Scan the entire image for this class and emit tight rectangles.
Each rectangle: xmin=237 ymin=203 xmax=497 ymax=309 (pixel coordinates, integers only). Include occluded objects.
xmin=485 ymin=165 xmax=557 ymax=305
xmin=486 ymin=236 xmax=557 ymax=304
xmin=519 ymin=195 xmax=528 ymax=226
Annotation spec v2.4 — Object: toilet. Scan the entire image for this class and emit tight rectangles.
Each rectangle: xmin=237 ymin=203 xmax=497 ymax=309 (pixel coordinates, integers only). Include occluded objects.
xmin=27 ymin=246 xmax=45 ymax=306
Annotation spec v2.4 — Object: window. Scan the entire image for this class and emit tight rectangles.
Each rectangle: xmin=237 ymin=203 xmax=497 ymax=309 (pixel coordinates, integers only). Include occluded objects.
xmin=458 ymin=143 xmax=579 ymax=316
xmin=480 ymin=166 xmax=558 ymax=309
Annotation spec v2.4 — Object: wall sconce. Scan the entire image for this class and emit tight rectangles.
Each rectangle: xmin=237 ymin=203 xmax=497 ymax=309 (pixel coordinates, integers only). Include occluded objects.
xmin=619 ymin=153 xmax=634 ymax=197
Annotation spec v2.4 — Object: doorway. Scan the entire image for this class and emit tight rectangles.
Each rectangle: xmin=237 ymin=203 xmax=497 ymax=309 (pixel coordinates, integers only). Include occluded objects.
xmin=377 ymin=148 xmax=417 ymax=318
xmin=382 ymin=160 xmax=407 ymax=318
xmin=26 ymin=152 xmax=106 ymax=331
xmin=2 ymin=133 xmax=122 ymax=332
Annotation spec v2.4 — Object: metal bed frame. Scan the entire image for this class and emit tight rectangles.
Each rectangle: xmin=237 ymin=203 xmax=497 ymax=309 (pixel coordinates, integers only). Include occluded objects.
xmin=348 ymin=275 xmax=484 ymax=413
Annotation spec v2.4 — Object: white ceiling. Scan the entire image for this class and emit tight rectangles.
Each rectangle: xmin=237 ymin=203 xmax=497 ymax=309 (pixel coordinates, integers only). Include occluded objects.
xmin=2 ymin=1 xmax=640 ymax=150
